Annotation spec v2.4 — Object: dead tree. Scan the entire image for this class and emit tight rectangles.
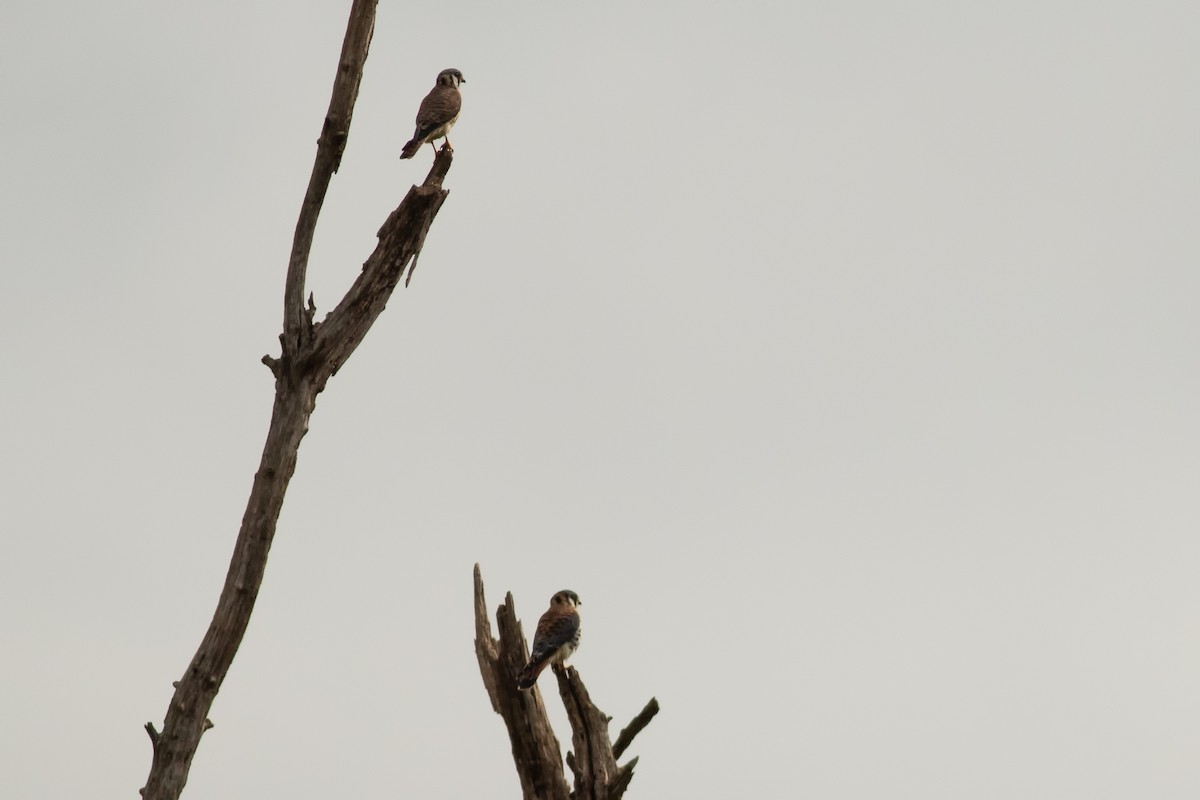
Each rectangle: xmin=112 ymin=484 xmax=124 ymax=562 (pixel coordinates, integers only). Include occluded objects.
xmin=139 ymin=2 xmax=455 ymax=797
xmin=473 ymin=565 xmax=659 ymax=799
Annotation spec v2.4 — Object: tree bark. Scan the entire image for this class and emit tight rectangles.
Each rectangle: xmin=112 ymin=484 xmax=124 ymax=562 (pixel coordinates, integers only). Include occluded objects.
xmin=473 ymin=566 xmax=659 ymax=800
xmin=140 ymin=2 xmax=455 ymax=797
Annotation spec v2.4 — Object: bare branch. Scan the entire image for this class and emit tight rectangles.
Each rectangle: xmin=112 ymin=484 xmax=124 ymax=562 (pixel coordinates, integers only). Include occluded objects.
xmin=283 ymin=0 xmax=377 ymax=354
xmin=612 ymin=698 xmax=659 ymax=760
xmin=308 ymin=148 xmax=453 ymax=383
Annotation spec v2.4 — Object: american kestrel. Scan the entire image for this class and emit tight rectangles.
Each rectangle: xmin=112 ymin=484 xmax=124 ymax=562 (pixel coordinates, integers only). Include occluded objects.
xmin=516 ymin=590 xmax=582 ymax=690
xmin=399 ymin=68 xmax=465 ymax=159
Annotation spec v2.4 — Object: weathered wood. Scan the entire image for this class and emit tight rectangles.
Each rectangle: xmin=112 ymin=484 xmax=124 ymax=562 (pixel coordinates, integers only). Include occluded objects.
xmin=557 ymin=667 xmax=618 ymax=800
xmin=473 ymin=565 xmax=657 ymax=800
xmin=140 ymin=385 xmax=316 ymax=800
xmin=139 ymin=2 xmax=457 ymax=797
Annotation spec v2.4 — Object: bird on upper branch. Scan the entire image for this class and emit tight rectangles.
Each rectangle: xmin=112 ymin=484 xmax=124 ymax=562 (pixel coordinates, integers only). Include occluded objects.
xmin=516 ymin=590 xmax=582 ymax=690
xmin=399 ymin=68 xmax=465 ymax=159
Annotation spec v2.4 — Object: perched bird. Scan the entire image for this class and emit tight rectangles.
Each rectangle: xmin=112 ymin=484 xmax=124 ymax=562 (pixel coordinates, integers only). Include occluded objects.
xmin=399 ymin=68 xmax=465 ymax=159
xmin=516 ymin=590 xmax=582 ymax=690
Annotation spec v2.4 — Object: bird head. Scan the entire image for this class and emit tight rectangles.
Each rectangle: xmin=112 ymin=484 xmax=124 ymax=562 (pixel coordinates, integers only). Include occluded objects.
xmin=552 ymin=590 xmax=581 ymax=608
xmin=437 ymin=68 xmax=465 ymax=88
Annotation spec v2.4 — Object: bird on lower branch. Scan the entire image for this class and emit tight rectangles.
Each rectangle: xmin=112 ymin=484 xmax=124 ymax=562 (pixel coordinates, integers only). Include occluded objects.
xmin=516 ymin=590 xmax=582 ymax=690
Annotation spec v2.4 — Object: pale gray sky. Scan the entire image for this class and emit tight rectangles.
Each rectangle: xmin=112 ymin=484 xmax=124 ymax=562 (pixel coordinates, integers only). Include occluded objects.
xmin=2 ymin=2 xmax=1198 ymax=798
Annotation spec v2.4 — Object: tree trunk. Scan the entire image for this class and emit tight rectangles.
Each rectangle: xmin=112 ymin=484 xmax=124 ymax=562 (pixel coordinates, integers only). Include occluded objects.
xmin=473 ymin=566 xmax=659 ymax=799
xmin=140 ymin=2 xmax=455 ymax=796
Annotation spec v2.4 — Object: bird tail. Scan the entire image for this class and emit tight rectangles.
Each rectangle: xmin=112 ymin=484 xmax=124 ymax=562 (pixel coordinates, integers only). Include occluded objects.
xmin=399 ymin=139 xmax=422 ymax=159
xmin=516 ymin=658 xmax=548 ymax=690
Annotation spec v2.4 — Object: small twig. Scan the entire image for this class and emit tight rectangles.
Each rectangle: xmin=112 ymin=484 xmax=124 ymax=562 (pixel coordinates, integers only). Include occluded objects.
xmin=612 ymin=756 xmax=639 ymax=796
xmin=144 ymin=722 xmax=161 ymax=749
xmin=612 ymin=697 xmax=659 ymax=760
xmin=403 ymin=253 xmax=421 ymax=286
xmin=305 ymin=292 xmax=318 ymax=328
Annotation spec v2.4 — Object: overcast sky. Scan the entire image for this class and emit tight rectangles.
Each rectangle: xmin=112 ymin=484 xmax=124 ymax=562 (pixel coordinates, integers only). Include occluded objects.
xmin=2 ymin=2 xmax=1198 ymax=798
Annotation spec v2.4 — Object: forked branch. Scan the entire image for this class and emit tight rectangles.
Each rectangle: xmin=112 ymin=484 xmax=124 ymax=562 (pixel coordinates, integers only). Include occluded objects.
xmin=139 ymin=2 xmax=456 ymax=797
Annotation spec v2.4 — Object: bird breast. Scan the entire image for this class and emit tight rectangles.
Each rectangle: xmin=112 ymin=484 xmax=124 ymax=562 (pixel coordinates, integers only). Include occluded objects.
xmin=551 ymin=639 xmax=578 ymax=666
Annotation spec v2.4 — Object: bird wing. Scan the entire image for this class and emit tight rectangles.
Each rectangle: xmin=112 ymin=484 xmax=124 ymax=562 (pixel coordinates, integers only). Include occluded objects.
xmin=413 ymin=85 xmax=461 ymax=137
xmin=529 ymin=606 xmax=580 ymax=663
